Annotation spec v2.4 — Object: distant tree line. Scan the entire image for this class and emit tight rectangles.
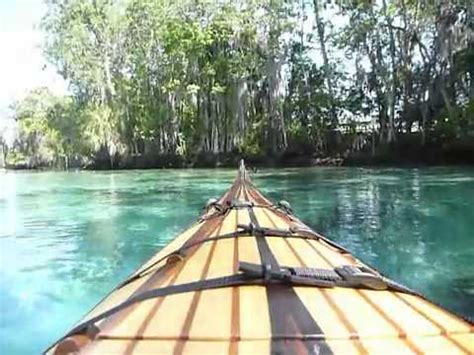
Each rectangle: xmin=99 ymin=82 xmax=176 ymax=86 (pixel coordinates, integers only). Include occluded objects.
xmin=3 ymin=0 xmax=473 ymax=168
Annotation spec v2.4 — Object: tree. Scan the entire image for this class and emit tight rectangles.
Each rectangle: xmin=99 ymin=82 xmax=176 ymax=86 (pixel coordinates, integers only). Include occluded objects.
xmin=4 ymin=0 xmax=468 ymax=168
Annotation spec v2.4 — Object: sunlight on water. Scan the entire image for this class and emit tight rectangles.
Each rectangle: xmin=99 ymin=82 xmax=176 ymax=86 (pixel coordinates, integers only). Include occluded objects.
xmin=0 ymin=167 xmax=473 ymax=354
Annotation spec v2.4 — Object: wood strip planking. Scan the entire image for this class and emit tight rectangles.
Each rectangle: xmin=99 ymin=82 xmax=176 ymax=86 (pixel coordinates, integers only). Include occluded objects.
xmin=449 ymin=333 xmax=474 ymax=353
xmin=267 ymin=237 xmax=302 ymax=266
xmin=357 ymin=289 xmax=423 ymax=354
xmin=304 ymin=239 xmax=336 ymax=267
xmin=306 ymin=236 xmax=432 ymax=347
xmin=97 ymin=264 xmax=179 ymax=336
xmin=247 ymin=184 xmax=333 ymax=355
xmin=287 ymin=238 xmax=333 ymax=269
xmin=171 ymin=189 xmax=233 ymax=351
xmin=173 ymin=240 xmax=219 ymax=354
xmin=97 ymin=211 xmax=228 ymax=340
xmin=186 ymin=213 xmax=237 ymax=340
xmin=304 ymin=240 xmax=404 ymax=339
xmin=394 ymin=292 xmax=474 ymax=353
xmin=127 ymin=219 xmax=227 ymax=341
xmin=362 ymin=291 xmax=439 ymax=335
xmin=285 ymin=238 xmax=368 ymax=354
xmin=121 ymin=263 xmax=187 ymax=354
xmin=84 ymin=339 xmax=182 ymax=354
xmin=396 ymin=293 xmax=473 ymax=334
xmin=355 ymin=337 xmax=417 ymax=354
xmin=409 ymin=333 xmax=471 ymax=354
xmin=306 ymin=237 xmax=356 ymax=267
xmin=260 ymin=207 xmax=288 ymax=230
xmin=238 ymin=285 xmax=271 ymax=339
xmin=176 ymin=340 xmax=231 ymax=354
xmin=229 ymin=209 xmax=241 ymax=355
xmin=236 ymin=340 xmax=270 ymax=354
xmin=81 ymin=271 xmax=162 ymax=328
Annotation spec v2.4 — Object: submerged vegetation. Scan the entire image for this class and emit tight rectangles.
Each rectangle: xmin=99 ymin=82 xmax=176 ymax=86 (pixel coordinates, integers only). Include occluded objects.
xmin=2 ymin=0 xmax=474 ymax=168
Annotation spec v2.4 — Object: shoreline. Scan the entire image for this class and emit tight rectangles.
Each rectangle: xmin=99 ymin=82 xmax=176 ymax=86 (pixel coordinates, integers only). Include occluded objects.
xmin=4 ymin=133 xmax=474 ymax=171
xmin=4 ymin=153 xmax=474 ymax=171
xmin=4 ymin=136 xmax=474 ymax=171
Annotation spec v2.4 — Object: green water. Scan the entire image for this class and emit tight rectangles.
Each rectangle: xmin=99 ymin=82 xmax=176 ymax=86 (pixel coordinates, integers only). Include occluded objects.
xmin=0 ymin=167 xmax=473 ymax=354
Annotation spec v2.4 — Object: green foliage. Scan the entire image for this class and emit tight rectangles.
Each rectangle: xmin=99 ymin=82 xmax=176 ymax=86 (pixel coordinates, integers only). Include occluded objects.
xmin=8 ymin=0 xmax=472 ymax=167
xmin=238 ymin=125 xmax=264 ymax=156
xmin=433 ymin=99 xmax=474 ymax=140
xmin=5 ymin=150 xmax=28 ymax=166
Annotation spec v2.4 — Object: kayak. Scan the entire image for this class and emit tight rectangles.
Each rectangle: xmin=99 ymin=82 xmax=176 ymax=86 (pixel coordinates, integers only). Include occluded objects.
xmin=47 ymin=161 xmax=473 ymax=354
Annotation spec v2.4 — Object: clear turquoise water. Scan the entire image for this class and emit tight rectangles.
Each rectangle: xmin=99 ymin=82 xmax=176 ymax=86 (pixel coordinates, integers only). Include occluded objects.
xmin=0 ymin=167 xmax=473 ymax=354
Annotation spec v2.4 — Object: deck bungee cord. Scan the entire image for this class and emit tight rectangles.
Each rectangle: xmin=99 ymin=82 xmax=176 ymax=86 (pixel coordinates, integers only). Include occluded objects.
xmin=46 ymin=160 xmax=473 ymax=355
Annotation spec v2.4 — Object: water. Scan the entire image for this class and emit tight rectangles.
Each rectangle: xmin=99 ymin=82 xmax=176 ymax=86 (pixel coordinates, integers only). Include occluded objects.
xmin=0 ymin=167 xmax=473 ymax=354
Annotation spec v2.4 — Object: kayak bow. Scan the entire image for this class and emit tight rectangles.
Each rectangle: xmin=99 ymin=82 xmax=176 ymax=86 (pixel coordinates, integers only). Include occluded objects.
xmin=47 ymin=161 xmax=473 ymax=354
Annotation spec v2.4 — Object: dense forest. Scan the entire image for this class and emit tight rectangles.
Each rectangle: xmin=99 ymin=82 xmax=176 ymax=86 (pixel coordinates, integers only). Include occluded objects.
xmin=2 ymin=0 xmax=473 ymax=168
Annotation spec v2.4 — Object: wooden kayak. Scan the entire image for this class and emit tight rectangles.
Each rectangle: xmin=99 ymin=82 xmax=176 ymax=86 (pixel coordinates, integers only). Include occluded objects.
xmin=47 ymin=161 xmax=473 ymax=354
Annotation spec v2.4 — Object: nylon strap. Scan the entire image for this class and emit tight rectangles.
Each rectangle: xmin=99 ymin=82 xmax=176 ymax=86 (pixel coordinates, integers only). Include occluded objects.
xmin=46 ymin=274 xmax=258 ymax=352
xmin=243 ymin=189 xmax=334 ymax=355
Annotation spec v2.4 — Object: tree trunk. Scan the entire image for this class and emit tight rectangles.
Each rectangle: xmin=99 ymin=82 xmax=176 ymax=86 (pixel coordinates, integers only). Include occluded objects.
xmin=267 ymin=45 xmax=287 ymax=153
xmin=0 ymin=144 xmax=5 ymax=168
xmin=381 ymin=0 xmax=397 ymax=143
xmin=421 ymin=101 xmax=428 ymax=145
xmin=168 ymin=91 xmax=179 ymax=153
xmin=313 ymin=0 xmax=337 ymax=128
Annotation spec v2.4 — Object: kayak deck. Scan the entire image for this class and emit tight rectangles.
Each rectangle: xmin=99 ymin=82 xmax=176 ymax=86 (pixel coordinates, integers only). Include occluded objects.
xmin=48 ymin=163 xmax=473 ymax=354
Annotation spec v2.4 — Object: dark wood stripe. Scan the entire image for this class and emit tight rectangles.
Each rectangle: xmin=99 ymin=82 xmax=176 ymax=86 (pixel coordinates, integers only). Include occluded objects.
xmin=305 ymin=239 xmax=335 ymax=268
xmin=318 ymin=289 xmax=368 ymax=354
xmin=243 ymin=184 xmax=333 ymax=355
xmin=393 ymin=293 xmax=473 ymax=354
xmin=245 ymin=183 xmax=306 ymax=232
xmin=86 ymin=334 xmax=372 ymax=341
xmin=220 ymin=176 xmax=243 ymax=205
xmin=308 ymin=238 xmax=445 ymax=353
xmin=235 ymin=184 xmax=244 ymax=201
xmin=87 ymin=217 xmax=227 ymax=353
xmin=218 ymin=180 xmax=237 ymax=205
xmin=98 ymin=262 xmax=176 ymax=335
xmin=284 ymin=239 xmax=368 ymax=354
xmin=155 ymin=182 xmax=240 ymax=353
xmin=99 ymin=215 xmax=225 ymax=334
xmin=173 ymin=237 xmax=220 ymax=355
xmin=246 ymin=181 xmax=272 ymax=205
xmin=260 ymin=207 xmax=278 ymax=229
xmin=357 ymin=290 xmax=423 ymax=354
xmin=229 ymin=213 xmax=241 ymax=355
xmin=123 ymin=262 xmax=187 ymax=355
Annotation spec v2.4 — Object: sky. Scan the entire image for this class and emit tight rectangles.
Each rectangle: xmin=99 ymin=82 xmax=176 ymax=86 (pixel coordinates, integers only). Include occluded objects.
xmin=0 ymin=0 xmax=67 ymax=120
